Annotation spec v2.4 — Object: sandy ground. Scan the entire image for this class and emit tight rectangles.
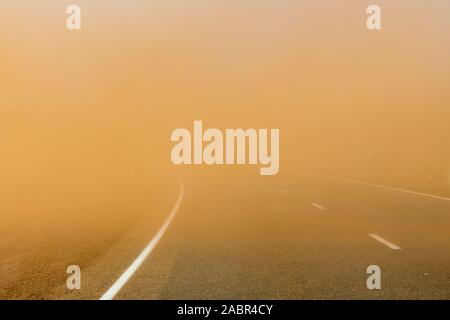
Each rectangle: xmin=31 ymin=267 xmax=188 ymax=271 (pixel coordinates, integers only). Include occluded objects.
xmin=0 ymin=178 xmax=178 ymax=299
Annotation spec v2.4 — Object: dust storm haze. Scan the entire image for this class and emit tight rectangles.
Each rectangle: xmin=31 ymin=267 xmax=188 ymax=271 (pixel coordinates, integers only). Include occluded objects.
xmin=0 ymin=0 xmax=449 ymax=299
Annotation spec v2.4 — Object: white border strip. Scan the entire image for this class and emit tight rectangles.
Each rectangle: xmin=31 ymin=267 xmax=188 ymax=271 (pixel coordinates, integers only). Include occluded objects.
xmin=369 ymin=234 xmax=401 ymax=250
xmin=345 ymin=179 xmax=450 ymax=202
xmin=100 ymin=181 xmax=184 ymax=300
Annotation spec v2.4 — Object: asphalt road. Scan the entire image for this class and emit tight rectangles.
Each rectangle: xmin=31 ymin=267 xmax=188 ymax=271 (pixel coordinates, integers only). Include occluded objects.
xmin=74 ymin=174 xmax=450 ymax=299
xmin=2 ymin=174 xmax=449 ymax=299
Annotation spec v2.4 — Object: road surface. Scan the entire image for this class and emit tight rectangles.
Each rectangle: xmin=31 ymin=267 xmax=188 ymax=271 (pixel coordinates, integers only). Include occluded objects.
xmin=1 ymin=174 xmax=449 ymax=299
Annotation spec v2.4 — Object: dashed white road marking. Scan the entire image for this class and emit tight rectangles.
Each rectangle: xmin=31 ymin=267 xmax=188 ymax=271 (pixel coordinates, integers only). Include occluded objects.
xmin=311 ymin=203 xmax=325 ymax=210
xmin=369 ymin=234 xmax=401 ymax=250
xmin=345 ymin=179 xmax=450 ymax=202
xmin=100 ymin=181 xmax=184 ymax=300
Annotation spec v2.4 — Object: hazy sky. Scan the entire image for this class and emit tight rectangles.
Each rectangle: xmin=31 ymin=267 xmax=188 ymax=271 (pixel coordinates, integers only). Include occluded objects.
xmin=1 ymin=1 xmax=449 ymax=226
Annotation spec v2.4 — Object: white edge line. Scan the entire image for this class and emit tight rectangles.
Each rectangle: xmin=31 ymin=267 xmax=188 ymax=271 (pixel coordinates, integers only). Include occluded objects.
xmin=369 ymin=234 xmax=401 ymax=250
xmin=311 ymin=203 xmax=325 ymax=210
xmin=345 ymin=179 xmax=450 ymax=202
xmin=100 ymin=181 xmax=184 ymax=300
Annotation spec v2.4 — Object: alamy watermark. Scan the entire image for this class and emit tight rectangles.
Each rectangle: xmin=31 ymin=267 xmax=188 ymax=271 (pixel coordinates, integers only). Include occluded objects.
xmin=66 ymin=5 xmax=81 ymax=30
xmin=65 ymin=5 xmax=381 ymax=31
xmin=171 ymin=121 xmax=280 ymax=176
xmin=367 ymin=5 xmax=382 ymax=30
xmin=66 ymin=265 xmax=81 ymax=290
xmin=366 ymin=265 xmax=381 ymax=290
